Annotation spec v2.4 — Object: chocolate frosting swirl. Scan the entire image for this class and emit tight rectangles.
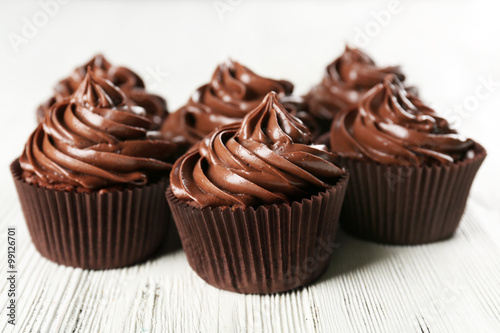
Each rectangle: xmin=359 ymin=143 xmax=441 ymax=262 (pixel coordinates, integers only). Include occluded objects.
xmin=170 ymin=92 xmax=344 ymax=208
xmin=36 ymin=54 xmax=167 ymax=129
xmin=161 ymin=60 xmax=293 ymax=147
xmin=22 ymin=72 xmax=176 ymax=191
xmin=306 ymin=46 xmax=406 ymax=130
xmin=330 ymin=75 xmax=474 ymax=166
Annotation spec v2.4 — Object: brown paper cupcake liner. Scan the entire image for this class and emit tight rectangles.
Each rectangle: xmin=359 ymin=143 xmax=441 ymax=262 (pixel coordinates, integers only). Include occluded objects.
xmin=11 ymin=159 xmax=171 ymax=269
xmin=166 ymin=173 xmax=349 ymax=294
xmin=338 ymin=142 xmax=486 ymax=245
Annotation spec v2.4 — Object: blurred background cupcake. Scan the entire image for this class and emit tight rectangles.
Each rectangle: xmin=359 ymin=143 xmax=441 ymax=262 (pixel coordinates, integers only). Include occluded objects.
xmin=11 ymin=71 xmax=177 ymax=269
xmin=167 ymin=92 xmax=348 ymax=294
xmin=328 ymin=75 xmax=486 ymax=245
xmin=160 ymin=59 xmax=319 ymax=153
xmin=305 ymin=46 xmax=411 ymax=135
xmin=36 ymin=54 xmax=168 ymax=130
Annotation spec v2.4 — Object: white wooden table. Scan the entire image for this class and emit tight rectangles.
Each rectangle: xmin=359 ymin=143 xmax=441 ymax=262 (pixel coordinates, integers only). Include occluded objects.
xmin=1 ymin=1 xmax=499 ymax=332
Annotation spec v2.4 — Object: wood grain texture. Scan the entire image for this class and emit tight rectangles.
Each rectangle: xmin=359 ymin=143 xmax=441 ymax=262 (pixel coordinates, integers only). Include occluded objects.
xmin=1 ymin=173 xmax=499 ymax=332
xmin=1 ymin=1 xmax=499 ymax=331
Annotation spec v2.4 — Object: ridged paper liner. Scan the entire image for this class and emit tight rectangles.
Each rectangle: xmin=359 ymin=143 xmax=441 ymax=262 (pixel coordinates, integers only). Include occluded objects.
xmin=338 ymin=142 xmax=486 ymax=245
xmin=166 ymin=173 xmax=349 ymax=294
xmin=10 ymin=159 xmax=171 ymax=269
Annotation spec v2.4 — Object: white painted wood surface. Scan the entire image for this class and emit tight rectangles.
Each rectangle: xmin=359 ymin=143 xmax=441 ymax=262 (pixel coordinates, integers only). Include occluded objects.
xmin=1 ymin=1 xmax=500 ymax=332
xmin=1 ymin=178 xmax=500 ymax=332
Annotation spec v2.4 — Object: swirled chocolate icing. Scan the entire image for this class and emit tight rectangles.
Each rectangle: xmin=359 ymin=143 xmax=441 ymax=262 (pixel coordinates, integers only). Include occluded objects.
xmin=161 ymin=60 xmax=294 ymax=147
xmin=306 ymin=46 xmax=406 ymax=132
xmin=36 ymin=54 xmax=167 ymax=129
xmin=330 ymin=75 xmax=474 ymax=166
xmin=21 ymin=72 xmax=176 ymax=191
xmin=170 ymin=92 xmax=344 ymax=208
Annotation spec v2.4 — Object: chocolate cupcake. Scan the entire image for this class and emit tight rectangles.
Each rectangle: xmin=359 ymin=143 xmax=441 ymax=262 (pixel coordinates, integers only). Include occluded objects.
xmin=12 ymin=72 xmax=177 ymax=269
xmin=166 ymin=92 xmax=348 ymax=294
xmin=306 ymin=46 xmax=408 ymax=134
xmin=329 ymin=75 xmax=486 ymax=244
xmin=161 ymin=59 xmax=318 ymax=151
xmin=36 ymin=54 xmax=167 ymax=129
